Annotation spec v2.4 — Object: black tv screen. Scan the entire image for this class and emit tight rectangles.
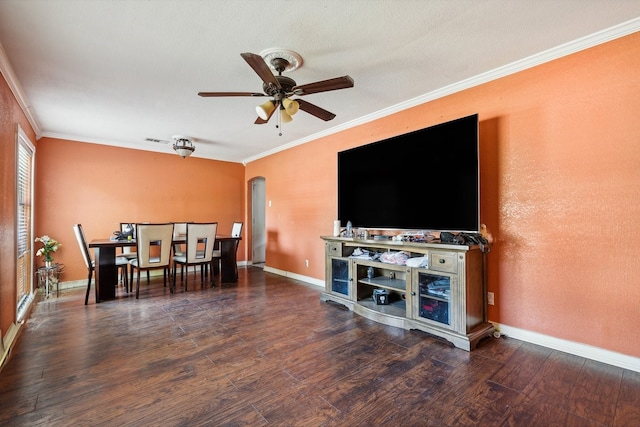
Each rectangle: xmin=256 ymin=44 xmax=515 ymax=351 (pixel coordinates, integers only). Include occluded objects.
xmin=338 ymin=114 xmax=479 ymax=232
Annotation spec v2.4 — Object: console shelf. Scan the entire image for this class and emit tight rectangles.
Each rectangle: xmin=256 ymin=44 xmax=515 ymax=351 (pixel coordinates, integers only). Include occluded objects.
xmin=360 ymin=276 xmax=405 ymax=291
xmin=357 ymin=298 xmax=406 ymax=318
xmin=321 ymin=236 xmax=493 ymax=351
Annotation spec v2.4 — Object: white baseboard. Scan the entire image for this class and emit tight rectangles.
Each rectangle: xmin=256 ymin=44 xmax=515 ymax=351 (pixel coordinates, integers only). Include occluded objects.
xmin=492 ymin=322 xmax=640 ymax=373
xmin=1 ymin=322 xmax=21 ymax=370
xmin=58 ymin=279 xmax=87 ymax=290
xmin=262 ymin=265 xmax=324 ymax=288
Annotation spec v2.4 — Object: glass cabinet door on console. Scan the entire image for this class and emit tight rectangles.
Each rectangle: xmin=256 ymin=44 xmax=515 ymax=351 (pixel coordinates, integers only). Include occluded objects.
xmin=414 ymin=270 xmax=457 ymax=331
xmin=330 ymin=258 xmax=350 ymax=297
xmin=324 ymin=240 xmax=354 ymax=300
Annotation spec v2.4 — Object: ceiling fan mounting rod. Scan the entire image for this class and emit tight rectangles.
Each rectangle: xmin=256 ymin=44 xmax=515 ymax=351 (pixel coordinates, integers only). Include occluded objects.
xmin=270 ymin=57 xmax=290 ymax=75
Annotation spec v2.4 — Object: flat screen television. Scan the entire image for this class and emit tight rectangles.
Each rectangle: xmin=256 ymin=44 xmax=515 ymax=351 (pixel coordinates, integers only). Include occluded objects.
xmin=338 ymin=113 xmax=479 ymax=232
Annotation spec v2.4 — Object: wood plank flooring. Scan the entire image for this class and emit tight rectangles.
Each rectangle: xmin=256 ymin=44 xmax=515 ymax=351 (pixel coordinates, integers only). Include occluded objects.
xmin=1 ymin=266 xmax=639 ymax=426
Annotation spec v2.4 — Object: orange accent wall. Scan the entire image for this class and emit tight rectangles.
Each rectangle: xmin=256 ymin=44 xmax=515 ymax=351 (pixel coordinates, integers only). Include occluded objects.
xmin=34 ymin=138 xmax=246 ymax=283
xmin=0 ymin=72 xmax=38 ymax=336
xmin=246 ymin=33 xmax=640 ymax=357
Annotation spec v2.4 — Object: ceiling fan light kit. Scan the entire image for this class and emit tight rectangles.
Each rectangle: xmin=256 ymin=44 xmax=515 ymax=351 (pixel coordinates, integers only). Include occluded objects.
xmin=172 ymin=135 xmax=196 ymax=158
xmin=280 ymin=108 xmax=293 ymax=123
xmin=256 ymin=100 xmax=276 ymax=121
xmin=198 ymin=48 xmax=354 ymax=135
xmin=282 ymin=97 xmax=299 ymax=115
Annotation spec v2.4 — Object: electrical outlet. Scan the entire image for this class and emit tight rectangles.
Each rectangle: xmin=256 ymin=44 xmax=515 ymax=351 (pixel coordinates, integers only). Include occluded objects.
xmin=487 ymin=292 xmax=495 ymax=305
xmin=305 ymin=259 xmax=309 ymax=268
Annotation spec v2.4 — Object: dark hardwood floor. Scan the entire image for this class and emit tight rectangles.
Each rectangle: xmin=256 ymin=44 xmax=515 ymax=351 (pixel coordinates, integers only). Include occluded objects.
xmin=1 ymin=267 xmax=639 ymax=426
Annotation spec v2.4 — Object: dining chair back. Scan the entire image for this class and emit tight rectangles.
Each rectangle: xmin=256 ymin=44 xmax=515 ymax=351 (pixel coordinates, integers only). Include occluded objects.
xmin=185 ymin=222 xmax=218 ymax=264
xmin=231 ymin=222 xmax=243 ymax=238
xmin=173 ymin=222 xmax=188 ymax=238
xmin=73 ymin=224 xmax=95 ymax=305
xmin=74 ymin=223 xmax=93 ymax=272
xmin=173 ymin=222 xmax=218 ymax=290
xmin=130 ymin=223 xmax=174 ymax=298
xmin=74 ymin=223 xmax=129 ymax=305
xmin=172 ymin=222 xmax=188 ymax=255
xmin=135 ymin=223 xmax=174 ymax=268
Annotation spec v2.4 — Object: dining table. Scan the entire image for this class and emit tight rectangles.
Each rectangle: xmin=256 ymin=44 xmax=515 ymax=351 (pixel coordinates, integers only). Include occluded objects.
xmin=88 ymin=235 xmax=241 ymax=303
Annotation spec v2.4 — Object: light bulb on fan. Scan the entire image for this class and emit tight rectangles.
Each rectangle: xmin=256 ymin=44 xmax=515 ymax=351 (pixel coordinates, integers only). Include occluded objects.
xmin=282 ymin=98 xmax=299 ymax=116
xmin=256 ymin=100 xmax=276 ymax=120
xmin=280 ymin=109 xmax=293 ymax=123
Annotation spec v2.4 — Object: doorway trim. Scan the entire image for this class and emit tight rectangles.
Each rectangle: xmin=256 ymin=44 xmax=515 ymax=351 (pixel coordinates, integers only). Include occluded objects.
xmin=250 ymin=177 xmax=266 ymax=266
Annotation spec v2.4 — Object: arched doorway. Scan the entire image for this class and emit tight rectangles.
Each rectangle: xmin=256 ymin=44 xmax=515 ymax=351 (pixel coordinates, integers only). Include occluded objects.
xmin=250 ymin=177 xmax=266 ymax=266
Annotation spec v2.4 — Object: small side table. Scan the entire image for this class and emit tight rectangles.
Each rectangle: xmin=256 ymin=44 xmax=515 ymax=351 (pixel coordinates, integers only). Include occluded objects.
xmin=37 ymin=264 xmax=60 ymax=298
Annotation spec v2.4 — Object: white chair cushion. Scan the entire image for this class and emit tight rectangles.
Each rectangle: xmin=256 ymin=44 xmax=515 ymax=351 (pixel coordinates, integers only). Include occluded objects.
xmin=129 ymin=257 xmax=160 ymax=268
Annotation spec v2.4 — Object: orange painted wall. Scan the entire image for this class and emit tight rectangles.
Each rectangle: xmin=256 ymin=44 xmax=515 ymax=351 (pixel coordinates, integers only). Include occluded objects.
xmin=0 ymin=72 xmax=38 ymax=336
xmin=246 ymin=33 xmax=640 ymax=357
xmin=34 ymin=138 xmax=246 ymax=283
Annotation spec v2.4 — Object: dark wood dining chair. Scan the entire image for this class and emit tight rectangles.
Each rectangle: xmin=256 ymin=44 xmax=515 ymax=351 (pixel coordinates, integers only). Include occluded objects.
xmin=173 ymin=222 xmax=218 ymax=290
xmin=129 ymin=223 xmax=174 ymax=299
xmin=73 ymin=223 xmax=129 ymax=304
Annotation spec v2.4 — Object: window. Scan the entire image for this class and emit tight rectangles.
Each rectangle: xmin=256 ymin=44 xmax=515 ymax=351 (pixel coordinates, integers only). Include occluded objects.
xmin=16 ymin=126 xmax=35 ymax=320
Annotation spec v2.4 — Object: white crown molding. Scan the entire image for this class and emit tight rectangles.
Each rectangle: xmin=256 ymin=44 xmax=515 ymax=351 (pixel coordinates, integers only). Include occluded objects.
xmin=245 ymin=17 xmax=640 ymax=164
xmin=493 ymin=322 xmax=640 ymax=373
xmin=0 ymin=41 xmax=42 ymax=138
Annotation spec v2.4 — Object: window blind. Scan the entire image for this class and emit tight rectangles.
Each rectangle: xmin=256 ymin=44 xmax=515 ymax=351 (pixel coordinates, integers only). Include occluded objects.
xmin=16 ymin=129 xmax=34 ymax=315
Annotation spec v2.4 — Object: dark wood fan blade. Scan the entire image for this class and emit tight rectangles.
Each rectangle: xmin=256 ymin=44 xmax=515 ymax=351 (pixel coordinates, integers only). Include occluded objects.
xmin=296 ymin=99 xmax=336 ymax=121
xmin=292 ymin=76 xmax=354 ymax=96
xmin=198 ymin=91 xmax=266 ymax=97
xmin=241 ymin=52 xmax=281 ymax=90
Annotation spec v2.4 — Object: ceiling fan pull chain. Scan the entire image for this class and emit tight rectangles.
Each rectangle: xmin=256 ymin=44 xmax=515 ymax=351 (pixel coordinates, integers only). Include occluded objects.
xmin=277 ymin=101 xmax=283 ymax=136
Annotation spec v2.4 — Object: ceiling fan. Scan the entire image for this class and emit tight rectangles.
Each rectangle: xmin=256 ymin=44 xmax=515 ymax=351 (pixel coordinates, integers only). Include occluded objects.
xmin=198 ymin=49 xmax=354 ymax=128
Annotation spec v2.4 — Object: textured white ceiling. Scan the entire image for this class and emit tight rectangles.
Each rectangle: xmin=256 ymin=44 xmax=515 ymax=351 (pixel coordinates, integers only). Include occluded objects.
xmin=1 ymin=0 xmax=639 ymax=163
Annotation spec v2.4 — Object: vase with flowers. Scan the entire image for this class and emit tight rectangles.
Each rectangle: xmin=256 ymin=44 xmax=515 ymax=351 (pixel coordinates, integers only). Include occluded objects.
xmin=35 ymin=235 xmax=62 ymax=268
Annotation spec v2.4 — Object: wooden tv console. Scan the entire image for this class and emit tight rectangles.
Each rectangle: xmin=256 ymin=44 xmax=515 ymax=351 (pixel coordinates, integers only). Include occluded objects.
xmin=321 ymin=236 xmax=494 ymax=351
